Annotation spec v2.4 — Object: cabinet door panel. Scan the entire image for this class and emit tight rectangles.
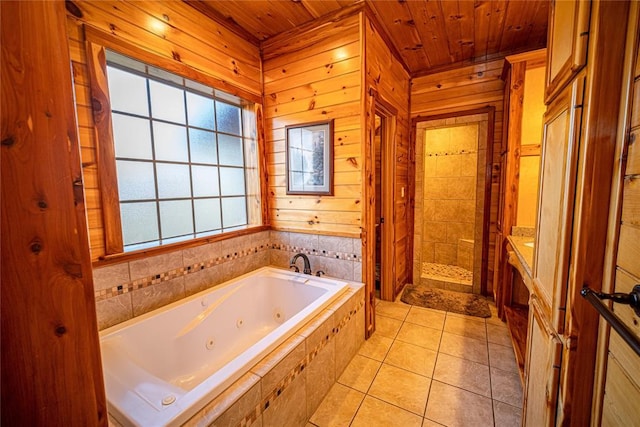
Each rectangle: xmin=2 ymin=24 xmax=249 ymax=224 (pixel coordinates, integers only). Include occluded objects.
xmin=533 ymin=77 xmax=584 ymax=331
xmin=523 ymin=297 xmax=562 ymax=427
xmin=545 ymin=0 xmax=591 ymax=103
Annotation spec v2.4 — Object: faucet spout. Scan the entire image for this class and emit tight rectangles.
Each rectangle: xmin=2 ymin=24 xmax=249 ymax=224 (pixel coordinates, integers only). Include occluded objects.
xmin=290 ymin=253 xmax=312 ymax=275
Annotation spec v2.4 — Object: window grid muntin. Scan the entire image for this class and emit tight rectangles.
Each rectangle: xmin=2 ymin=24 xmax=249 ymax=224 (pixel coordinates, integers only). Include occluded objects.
xmin=107 ymin=56 xmax=249 ymax=251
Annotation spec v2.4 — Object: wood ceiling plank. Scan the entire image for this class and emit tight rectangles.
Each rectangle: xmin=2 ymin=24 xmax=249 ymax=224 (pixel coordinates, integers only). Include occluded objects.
xmin=300 ymin=0 xmax=343 ymax=19
xmin=408 ymin=0 xmax=452 ymax=70
xmin=367 ymin=0 xmax=426 ymax=71
xmin=439 ymin=0 xmax=463 ymax=63
xmin=526 ymin=1 xmax=550 ymax=50
xmin=474 ymin=0 xmax=493 ymax=60
xmin=458 ymin=0 xmax=476 ymax=61
xmin=499 ymin=0 xmax=538 ymax=53
xmin=487 ymin=0 xmax=508 ymax=55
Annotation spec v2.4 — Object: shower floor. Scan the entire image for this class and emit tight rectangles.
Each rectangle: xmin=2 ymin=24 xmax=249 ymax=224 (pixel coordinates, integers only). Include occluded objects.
xmin=421 ymin=262 xmax=473 ymax=293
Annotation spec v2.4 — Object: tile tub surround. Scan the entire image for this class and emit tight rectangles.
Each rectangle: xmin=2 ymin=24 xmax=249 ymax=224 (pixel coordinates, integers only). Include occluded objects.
xmin=93 ymin=230 xmax=363 ymax=330
xmin=181 ymin=283 xmax=365 ymax=427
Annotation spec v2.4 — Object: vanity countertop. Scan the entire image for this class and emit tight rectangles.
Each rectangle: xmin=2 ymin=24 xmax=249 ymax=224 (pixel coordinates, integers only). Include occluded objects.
xmin=506 ymin=235 xmax=535 ymax=287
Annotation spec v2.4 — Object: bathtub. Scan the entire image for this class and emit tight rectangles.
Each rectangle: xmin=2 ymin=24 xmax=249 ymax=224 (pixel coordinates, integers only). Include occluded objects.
xmin=100 ymin=266 xmax=350 ymax=426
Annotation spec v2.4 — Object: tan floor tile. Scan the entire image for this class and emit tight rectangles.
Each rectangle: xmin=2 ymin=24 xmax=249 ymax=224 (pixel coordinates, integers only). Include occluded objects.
xmin=376 ymin=300 xmax=411 ymax=321
xmin=405 ymin=306 xmax=446 ymax=330
xmin=425 ymin=381 xmax=494 ymax=427
xmin=445 ymin=311 xmax=488 ymax=322
xmin=368 ymin=364 xmax=431 ymax=415
xmin=351 ymin=396 xmax=423 ymax=427
xmin=443 ymin=315 xmax=487 ymax=341
xmin=337 ymin=354 xmax=381 ymax=393
xmin=358 ymin=333 xmax=393 ymax=361
xmin=309 ymin=383 xmax=364 ymax=427
xmin=384 ymin=340 xmax=438 ymax=378
xmin=491 ymin=367 xmax=523 ymax=408
xmin=396 ymin=322 xmax=442 ymax=351
xmin=487 ymin=323 xmax=512 ymax=347
xmin=439 ymin=331 xmax=489 ymax=365
xmin=422 ymin=419 xmax=445 ymax=427
xmin=433 ymin=353 xmax=491 ymax=397
xmin=493 ymin=400 xmax=522 ymax=427
xmin=488 ymin=342 xmax=518 ymax=373
xmin=375 ymin=315 xmax=403 ymax=339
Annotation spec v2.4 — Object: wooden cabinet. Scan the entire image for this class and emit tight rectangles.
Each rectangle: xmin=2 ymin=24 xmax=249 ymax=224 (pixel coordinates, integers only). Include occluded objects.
xmin=545 ymin=0 xmax=590 ymax=103
xmin=523 ymin=297 xmax=562 ymax=427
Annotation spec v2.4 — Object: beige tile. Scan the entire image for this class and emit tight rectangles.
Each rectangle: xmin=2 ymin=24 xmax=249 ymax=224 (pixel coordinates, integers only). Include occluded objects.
xmin=368 ymin=364 xmax=431 ymax=415
xmin=493 ymin=400 xmax=522 ymax=427
xmin=251 ymin=334 xmax=306 ymax=398
xmin=93 ymin=262 xmax=130 ymax=291
xmin=263 ymin=372 xmax=306 ymax=427
xmin=376 ymin=300 xmax=410 ymax=321
xmin=487 ymin=323 xmax=512 ymax=347
xmin=306 ymin=340 xmax=336 ymax=418
xmin=95 ymin=293 xmax=133 ymax=330
xmin=488 ymin=342 xmax=518 ymax=373
xmin=358 ymin=333 xmax=393 ymax=361
xmin=337 ymin=354 xmax=381 ymax=393
xmin=433 ymin=243 xmax=457 ymax=265
xmin=351 ymin=396 xmax=423 ymax=427
xmin=491 ymin=367 xmax=523 ymax=408
xmin=439 ymin=332 xmax=489 ymax=365
xmin=443 ymin=315 xmax=487 ymax=341
xmin=435 ymin=154 xmax=460 ymax=177
xmin=183 ymin=265 xmax=224 ymax=296
xmin=375 ymin=314 xmax=403 ymax=339
xmin=425 ymin=381 xmax=493 ymax=427
xmin=309 ymin=383 xmax=364 ymax=427
xmin=433 ymin=353 xmax=491 ymax=397
xmin=405 ymin=306 xmax=446 ymax=330
xmin=334 ymin=309 xmax=360 ymax=378
xmin=396 ymin=322 xmax=442 ymax=351
xmin=129 ymin=251 xmax=183 ymax=281
xmin=384 ymin=340 xmax=437 ymax=378
xmin=130 ymin=277 xmax=186 ymax=317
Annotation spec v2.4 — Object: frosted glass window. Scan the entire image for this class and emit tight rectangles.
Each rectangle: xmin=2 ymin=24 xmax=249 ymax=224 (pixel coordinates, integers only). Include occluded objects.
xmin=219 ymin=167 xmax=245 ymax=196
xmin=150 ymin=80 xmax=185 ymax=124
xmin=112 ymin=114 xmax=152 ymax=159
xmin=187 ymin=92 xmax=215 ymax=130
xmin=194 ymin=198 xmax=221 ymax=232
xmin=156 ymin=163 xmax=191 ymax=199
xmin=106 ymin=50 xmax=255 ymax=251
xmin=216 ymin=101 xmax=241 ymax=135
xmin=218 ymin=134 xmax=244 ymax=166
xmin=107 ymin=67 xmax=149 ymax=116
xmin=121 ymin=202 xmax=158 ymax=246
xmin=153 ymin=122 xmax=188 ymax=162
xmin=222 ymin=197 xmax=247 ymax=228
xmin=191 ymin=165 xmax=219 ymax=197
xmin=159 ymin=200 xmax=193 ymax=238
xmin=189 ymin=129 xmax=217 ymax=164
xmin=116 ymin=160 xmax=156 ymax=201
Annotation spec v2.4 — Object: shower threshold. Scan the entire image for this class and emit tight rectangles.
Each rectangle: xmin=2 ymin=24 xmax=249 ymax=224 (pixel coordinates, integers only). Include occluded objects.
xmin=421 ymin=262 xmax=473 ymax=293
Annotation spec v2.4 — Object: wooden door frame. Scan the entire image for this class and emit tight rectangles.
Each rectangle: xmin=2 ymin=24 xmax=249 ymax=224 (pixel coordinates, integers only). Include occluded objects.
xmin=411 ymin=106 xmax=495 ymax=296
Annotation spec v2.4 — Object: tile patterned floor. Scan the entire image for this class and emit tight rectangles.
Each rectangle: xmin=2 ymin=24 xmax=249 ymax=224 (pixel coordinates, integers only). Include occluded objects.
xmin=309 ymin=299 xmax=523 ymax=427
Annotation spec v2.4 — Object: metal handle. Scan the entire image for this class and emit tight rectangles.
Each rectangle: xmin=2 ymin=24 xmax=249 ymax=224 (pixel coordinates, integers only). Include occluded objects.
xmin=581 ymin=285 xmax=640 ymax=357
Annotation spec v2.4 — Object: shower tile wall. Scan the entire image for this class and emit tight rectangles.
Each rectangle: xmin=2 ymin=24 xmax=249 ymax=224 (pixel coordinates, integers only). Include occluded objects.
xmin=422 ymin=124 xmax=478 ymax=267
xmin=93 ymin=230 xmax=362 ymax=330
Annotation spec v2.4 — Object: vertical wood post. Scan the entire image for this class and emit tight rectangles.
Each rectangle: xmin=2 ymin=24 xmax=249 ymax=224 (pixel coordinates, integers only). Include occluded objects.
xmin=1 ymin=1 xmax=107 ymax=425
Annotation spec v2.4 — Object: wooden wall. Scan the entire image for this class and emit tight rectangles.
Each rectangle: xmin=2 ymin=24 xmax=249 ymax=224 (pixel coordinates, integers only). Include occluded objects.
xmin=262 ymin=13 xmax=363 ymax=237
xmin=1 ymin=1 xmax=106 ymax=424
xmin=364 ymin=15 xmax=412 ymax=293
xmin=65 ymin=0 xmax=263 ymax=261
xmin=411 ymin=59 xmax=505 ymax=293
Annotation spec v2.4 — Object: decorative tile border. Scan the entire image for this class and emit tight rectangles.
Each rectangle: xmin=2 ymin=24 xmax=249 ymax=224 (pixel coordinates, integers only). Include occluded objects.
xmin=94 ymin=243 xmax=269 ymax=301
xmin=238 ymin=297 xmax=364 ymax=427
xmin=94 ymin=243 xmax=362 ymax=302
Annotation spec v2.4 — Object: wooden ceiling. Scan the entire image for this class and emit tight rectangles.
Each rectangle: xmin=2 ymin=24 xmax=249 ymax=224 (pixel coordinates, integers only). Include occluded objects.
xmin=187 ymin=0 xmax=549 ymax=76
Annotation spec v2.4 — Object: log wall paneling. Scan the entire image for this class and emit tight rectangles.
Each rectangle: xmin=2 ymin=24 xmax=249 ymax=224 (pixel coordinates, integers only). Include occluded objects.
xmin=65 ymin=0 xmax=264 ymax=261
xmin=1 ymin=1 xmax=107 ymax=424
xmin=262 ymin=14 xmax=363 ymax=238
xmin=411 ymin=59 xmax=506 ymax=294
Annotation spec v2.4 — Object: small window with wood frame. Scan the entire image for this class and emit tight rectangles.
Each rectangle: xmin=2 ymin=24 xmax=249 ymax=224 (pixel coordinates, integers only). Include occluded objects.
xmin=87 ymin=44 xmax=262 ymax=255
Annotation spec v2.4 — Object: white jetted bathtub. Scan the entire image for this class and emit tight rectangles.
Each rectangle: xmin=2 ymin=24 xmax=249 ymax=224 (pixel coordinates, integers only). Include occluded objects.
xmin=100 ymin=266 xmax=350 ymax=426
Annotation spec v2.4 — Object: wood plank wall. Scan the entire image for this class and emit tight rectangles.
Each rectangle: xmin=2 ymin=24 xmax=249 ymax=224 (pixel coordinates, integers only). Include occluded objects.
xmin=364 ymin=15 xmax=412 ymax=292
xmin=262 ymin=14 xmax=363 ymax=237
xmin=65 ymin=0 xmax=263 ymax=261
xmin=411 ymin=59 xmax=505 ymax=293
